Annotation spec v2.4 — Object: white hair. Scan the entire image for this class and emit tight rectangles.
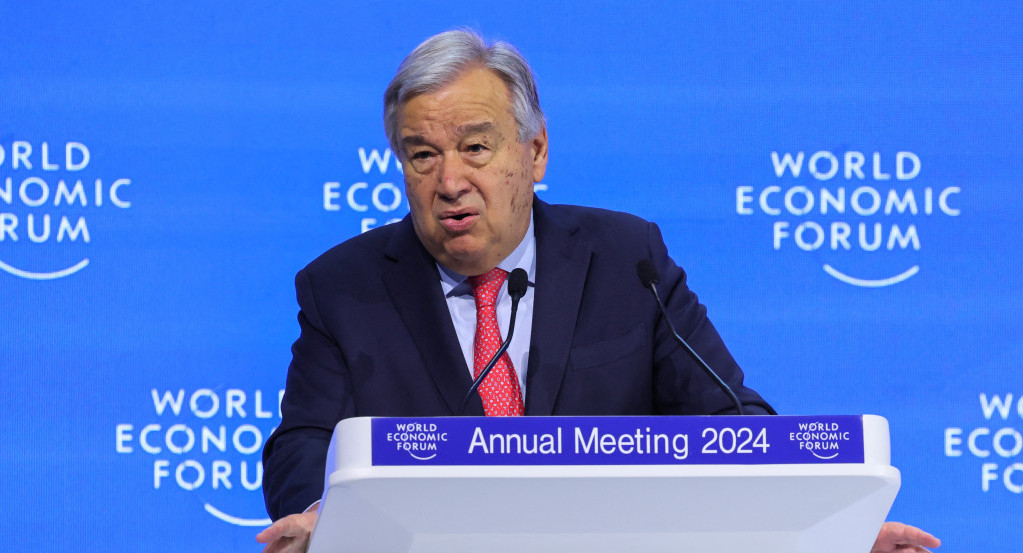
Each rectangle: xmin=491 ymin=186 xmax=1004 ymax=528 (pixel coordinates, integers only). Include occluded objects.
xmin=383 ymin=29 xmax=545 ymax=157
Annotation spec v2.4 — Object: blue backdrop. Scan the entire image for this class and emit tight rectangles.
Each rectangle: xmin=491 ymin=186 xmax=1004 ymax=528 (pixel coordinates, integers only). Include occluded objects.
xmin=2 ymin=2 xmax=1020 ymax=551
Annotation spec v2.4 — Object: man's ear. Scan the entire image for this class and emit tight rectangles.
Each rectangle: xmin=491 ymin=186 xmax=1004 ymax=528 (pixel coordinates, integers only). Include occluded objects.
xmin=530 ymin=127 xmax=549 ymax=183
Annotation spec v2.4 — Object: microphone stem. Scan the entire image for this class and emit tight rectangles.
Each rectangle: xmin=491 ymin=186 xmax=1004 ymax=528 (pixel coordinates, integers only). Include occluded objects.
xmin=648 ymin=283 xmax=744 ymax=416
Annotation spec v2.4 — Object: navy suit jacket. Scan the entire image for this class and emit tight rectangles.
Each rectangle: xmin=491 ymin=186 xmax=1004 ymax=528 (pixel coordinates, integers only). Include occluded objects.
xmin=262 ymin=200 xmax=773 ymax=519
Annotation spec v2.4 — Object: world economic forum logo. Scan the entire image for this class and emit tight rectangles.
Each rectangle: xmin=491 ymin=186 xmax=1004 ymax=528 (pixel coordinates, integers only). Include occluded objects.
xmin=0 ymin=140 xmax=131 ymax=280
xmin=736 ymin=150 xmax=959 ymax=287
xmin=116 ymin=387 xmax=282 ymax=527
xmin=383 ymin=421 xmax=450 ymax=461
xmin=788 ymin=420 xmax=854 ymax=460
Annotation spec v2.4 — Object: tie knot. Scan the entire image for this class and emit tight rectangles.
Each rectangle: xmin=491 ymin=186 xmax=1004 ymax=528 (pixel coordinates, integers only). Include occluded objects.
xmin=469 ymin=267 xmax=508 ymax=307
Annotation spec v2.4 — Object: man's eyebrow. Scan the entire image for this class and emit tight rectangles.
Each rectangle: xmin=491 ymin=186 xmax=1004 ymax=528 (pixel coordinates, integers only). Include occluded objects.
xmin=400 ymin=122 xmax=497 ymax=148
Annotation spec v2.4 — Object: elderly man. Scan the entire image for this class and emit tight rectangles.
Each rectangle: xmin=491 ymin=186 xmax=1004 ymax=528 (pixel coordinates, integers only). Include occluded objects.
xmin=258 ymin=30 xmax=939 ymax=553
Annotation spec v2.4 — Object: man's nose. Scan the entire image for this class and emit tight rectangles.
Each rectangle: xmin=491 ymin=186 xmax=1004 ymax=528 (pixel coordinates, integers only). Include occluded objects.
xmin=437 ymin=154 xmax=472 ymax=201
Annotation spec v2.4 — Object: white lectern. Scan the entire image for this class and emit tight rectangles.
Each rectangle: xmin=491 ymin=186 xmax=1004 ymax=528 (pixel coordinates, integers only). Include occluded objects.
xmin=308 ymin=415 xmax=899 ymax=553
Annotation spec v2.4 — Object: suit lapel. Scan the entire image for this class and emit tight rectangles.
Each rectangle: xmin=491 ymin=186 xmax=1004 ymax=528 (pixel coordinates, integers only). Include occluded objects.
xmin=381 ymin=218 xmax=480 ymax=415
xmin=525 ymin=201 xmax=592 ymax=415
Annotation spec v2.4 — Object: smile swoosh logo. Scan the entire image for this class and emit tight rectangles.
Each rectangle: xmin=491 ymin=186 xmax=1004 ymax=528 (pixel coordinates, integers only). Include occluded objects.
xmin=0 ymin=258 xmax=90 ymax=280
xmin=203 ymin=503 xmax=272 ymax=527
xmin=809 ymin=450 xmax=841 ymax=460
xmin=822 ymin=264 xmax=919 ymax=288
xmin=409 ymin=451 xmax=437 ymax=461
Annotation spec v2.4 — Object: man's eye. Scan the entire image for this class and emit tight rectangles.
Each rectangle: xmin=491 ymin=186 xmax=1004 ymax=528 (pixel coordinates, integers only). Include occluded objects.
xmin=411 ymin=151 xmax=434 ymax=160
xmin=466 ymin=143 xmax=487 ymax=153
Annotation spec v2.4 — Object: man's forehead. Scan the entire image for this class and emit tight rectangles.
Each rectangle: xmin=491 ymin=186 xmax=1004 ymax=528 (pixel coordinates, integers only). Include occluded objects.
xmin=400 ymin=69 xmax=514 ymax=125
xmin=400 ymin=119 xmax=499 ymax=140
xmin=455 ymin=121 xmax=496 ymax=136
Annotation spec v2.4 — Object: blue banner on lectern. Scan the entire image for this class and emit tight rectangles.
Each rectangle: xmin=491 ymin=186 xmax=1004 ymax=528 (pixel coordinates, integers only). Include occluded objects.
xmin=371 ymin=416 xmax=865 ymax=466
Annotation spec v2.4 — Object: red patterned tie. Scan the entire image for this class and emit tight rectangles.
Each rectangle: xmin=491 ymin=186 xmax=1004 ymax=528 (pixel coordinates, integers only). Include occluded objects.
xmin=469 ymin=268 xmax=524 ymax=416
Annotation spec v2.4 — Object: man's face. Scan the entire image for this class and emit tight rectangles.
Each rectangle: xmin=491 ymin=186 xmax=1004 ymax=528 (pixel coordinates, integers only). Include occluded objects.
xmin=399 ymin=67 xmax=548 ymax=276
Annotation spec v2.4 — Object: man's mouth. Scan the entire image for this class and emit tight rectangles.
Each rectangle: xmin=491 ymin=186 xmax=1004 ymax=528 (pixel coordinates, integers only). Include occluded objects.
xmin=439 ymin=210 xmax=479 ymax=232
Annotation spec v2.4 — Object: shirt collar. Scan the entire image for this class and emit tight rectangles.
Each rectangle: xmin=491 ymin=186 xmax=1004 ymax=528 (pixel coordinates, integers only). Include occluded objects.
xmin=438 ymin=212 xmax=536 ymax=297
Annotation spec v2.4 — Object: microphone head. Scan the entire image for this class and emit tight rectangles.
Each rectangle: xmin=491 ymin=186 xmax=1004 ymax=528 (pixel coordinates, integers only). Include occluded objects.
xmin=508 ymin=268 xmax=529 ymax=299
xmin=636 ymin=259 xmax=660 ymax=288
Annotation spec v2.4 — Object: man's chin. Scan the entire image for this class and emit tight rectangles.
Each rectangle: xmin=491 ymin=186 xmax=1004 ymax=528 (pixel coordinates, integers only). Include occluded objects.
xmin=437 ymin=244 xmax=494 ymax=276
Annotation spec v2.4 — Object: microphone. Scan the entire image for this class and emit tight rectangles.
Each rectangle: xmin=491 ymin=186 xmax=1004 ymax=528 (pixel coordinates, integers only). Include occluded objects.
xmin=636 ymin=259 xmax=744 ymax=416
xmin=457 ymin=268 xmax=529 ymax=416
